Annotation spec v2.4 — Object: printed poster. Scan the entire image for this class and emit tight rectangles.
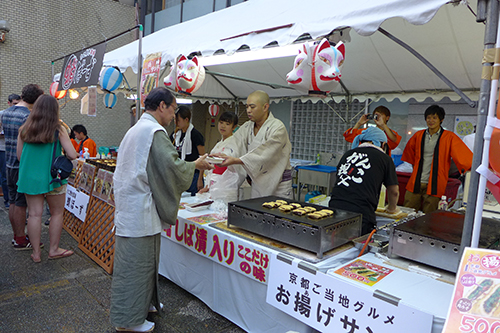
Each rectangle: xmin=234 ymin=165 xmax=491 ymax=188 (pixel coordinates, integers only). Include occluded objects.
xmin=67 ymin=159 xmax=79 ymax=186
xmin=334 ymin=259 xmax=394 ymax=286
xmin=78 ymin=163 xmax=95 ymax=194
xmin=92 ymin=169 xmax=107 ymax=200
xmin=267 ymin=253 xmax=433 ymax=333
xmin=87 ymin=86 xmax=97 ymax=117
xmin=140 ymin=52 xmax=162 ymax=107
xmin=104 ymin=171 xmax=114 ymax=207
xmin=187 ymin=214 xmax=225 ymax=225
xmin=443 ymin=247 xmax=500 ymax=332
xmin=454 ymin=116 xmax=476 ymax=139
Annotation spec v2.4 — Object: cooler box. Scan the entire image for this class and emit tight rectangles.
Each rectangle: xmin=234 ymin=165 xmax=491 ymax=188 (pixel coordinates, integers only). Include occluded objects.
xmin=396 ymin=171 xmax=462 ymax=206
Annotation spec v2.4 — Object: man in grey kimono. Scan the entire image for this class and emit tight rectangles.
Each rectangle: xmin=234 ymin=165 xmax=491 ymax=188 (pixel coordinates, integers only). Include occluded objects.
xmin=110 ymin=87 xmax=212 ymax=332
xmin=218 ymin=90 xmax=293 ymax=199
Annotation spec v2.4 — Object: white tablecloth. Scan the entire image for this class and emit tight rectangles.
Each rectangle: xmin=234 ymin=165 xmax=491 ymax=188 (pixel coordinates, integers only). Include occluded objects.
xmin=159 ymin=198 xmax=454 ymax=333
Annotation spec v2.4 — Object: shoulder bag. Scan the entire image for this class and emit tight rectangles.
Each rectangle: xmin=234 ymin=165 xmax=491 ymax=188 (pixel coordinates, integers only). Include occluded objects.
xmin=50 ymin=130 xmax=74 ymax=185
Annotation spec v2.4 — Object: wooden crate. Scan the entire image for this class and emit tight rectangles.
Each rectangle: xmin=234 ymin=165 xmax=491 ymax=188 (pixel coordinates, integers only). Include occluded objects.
xmin=78 ymin=197 xmax=115 ymax=274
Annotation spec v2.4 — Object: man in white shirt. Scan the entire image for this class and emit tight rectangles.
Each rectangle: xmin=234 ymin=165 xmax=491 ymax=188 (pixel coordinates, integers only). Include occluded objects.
xmin=218 ymin=90 xmax=293 ymax=199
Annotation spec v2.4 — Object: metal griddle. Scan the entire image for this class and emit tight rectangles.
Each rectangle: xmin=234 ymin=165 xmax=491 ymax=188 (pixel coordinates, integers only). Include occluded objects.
xmin=227 ymin=196 xmax=362 ymax=259
xmin=388 ymin=210 xmax=500 ymax=272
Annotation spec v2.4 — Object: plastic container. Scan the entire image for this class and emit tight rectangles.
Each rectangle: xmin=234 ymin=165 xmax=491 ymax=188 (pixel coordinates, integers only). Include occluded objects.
xmin=305 ymin=190 xmax=322 ymax=202
xmin=98 ymin=146 xmax=109 ymax=159
xmin=83 ymin=148 xmax=90 ymax=159
xmin=378 ymin=184 xmax=386 ymax=209
xmin=438 ymin=195 xmax=447 ymax=210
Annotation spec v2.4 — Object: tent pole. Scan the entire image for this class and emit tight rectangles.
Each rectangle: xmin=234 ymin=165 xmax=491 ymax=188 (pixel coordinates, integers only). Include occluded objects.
xmin=135 ymin=24 xmax=143 ymax=126
xmin=378 ymin=27 xmax=477 ymax=108
xmin=205 ymin=70 xmax=294 ymax=90
xmin=461 ymin=0 xmax=499 ymax=253
xmin=205 ymin=69 xmax=238 ymax=99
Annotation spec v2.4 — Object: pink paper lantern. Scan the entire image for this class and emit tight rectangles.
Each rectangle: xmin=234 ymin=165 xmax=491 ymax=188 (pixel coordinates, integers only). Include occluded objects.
xmin=208 ymin=104 xmax=220 ymax=117
xmin=50 ymin=82 xmax=67 ymax=99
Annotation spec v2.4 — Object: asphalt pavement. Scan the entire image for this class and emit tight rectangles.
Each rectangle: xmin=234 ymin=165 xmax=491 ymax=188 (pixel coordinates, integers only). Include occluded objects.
xmin=0 ymin=204 xmax=246 ymax=333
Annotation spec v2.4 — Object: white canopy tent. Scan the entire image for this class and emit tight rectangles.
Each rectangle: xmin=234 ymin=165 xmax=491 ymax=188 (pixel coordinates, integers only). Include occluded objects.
xmin=104 ymin=0 xmax=484 ymax=104
xmin=103 ymin=0 xmax=500 ymax=263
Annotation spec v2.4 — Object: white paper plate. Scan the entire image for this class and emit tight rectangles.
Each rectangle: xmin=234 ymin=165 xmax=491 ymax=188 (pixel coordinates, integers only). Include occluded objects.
xmin=206 ymin=157 xmax=225 ymax=164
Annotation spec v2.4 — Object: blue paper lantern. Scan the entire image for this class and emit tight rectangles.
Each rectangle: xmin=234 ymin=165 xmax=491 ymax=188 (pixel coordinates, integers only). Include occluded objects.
xmin=103 ymin=93 xmax=117 ymax=109
xmin=99 ymin=67 xmax=123 ymax=92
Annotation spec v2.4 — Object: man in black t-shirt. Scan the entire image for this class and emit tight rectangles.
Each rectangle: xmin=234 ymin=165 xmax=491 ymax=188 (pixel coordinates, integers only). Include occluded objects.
xmin=170 ymin=106 xmax=205 ymax=195
xmin=329 ymin=127 xmax=399 ymax=234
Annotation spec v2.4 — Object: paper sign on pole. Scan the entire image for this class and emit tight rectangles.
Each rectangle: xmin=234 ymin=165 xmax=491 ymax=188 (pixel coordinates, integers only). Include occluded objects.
xmin=87 ymin=86 xmax=97 ymax=117
xmin=443 ymin=247 xmax=500 ymax=333
xmin=266 ymin=253 xmax=433 ymax=332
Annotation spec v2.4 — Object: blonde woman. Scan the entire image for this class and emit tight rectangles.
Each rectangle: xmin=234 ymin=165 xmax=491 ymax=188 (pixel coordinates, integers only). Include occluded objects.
xmin=17 ymin=95 xmax=78 ymax=263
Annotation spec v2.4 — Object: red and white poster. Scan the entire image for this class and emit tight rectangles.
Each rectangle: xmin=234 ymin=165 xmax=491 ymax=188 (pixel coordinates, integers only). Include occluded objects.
xmin=443 ymin=247 xmax=500 ymax=333
xmin=334 ymin=258 xmax=394 ymax=286
xmin=140 ymin=52 xmax=162 ymax=107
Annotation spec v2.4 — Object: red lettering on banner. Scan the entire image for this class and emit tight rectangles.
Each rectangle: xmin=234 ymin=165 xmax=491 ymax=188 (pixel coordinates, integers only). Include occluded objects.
xmin=240 ymin=261 xmax=251 ymax=274
xmin=175 ymin=219 xmax=184 ymax=242
xmin=184 ymin=223 xmax=195 ymax=247
xmin=194 ymin=227 xmax=208 ymax=254
xmin=253 ymin=266 xmax=266 ymax=282
xmin=223 ymin=240 xmax=235 ymax=265
xmin=209 ymin=234 xmax=223 ymax=262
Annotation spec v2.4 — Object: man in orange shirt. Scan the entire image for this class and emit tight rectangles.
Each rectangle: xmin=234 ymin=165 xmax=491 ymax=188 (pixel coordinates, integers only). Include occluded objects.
xmin=343 ymin=105 xmax=401 ymax=155
xmin=72 ymin=124 xmax=97 ymax=157
xmin=402 ymin=105 xmax=472 ymax=213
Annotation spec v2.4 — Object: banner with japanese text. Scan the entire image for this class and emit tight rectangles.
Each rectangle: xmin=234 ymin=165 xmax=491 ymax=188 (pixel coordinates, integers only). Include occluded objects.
xmin=266 ymin=253 xmax=433 ymax=332
xmin=162 ymin=216 xmax=270 ymax=284
xmin=65 ymin=185 xmax=90 ymax=222
xmin=140 ymin=52 xmax=162 ymax=107
xmin=443 ymin=247 xmax=500 ymax=333
xmin=58 ymin=43 xmax=106 ymax=91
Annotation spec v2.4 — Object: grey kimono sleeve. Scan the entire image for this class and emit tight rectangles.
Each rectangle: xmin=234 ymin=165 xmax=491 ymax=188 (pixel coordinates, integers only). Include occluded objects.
xmin=146 ymin=130 xmax=196 ymax=224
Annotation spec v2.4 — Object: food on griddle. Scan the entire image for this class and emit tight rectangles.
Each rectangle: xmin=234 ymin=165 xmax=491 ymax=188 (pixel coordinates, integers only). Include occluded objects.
xmin=262 ymin=202 xmax=278 ymax=208
xmin=319 ymin=209 xmax=333 ymax=216
xmin=276 ymin=200 xmax=288 ymax=205
xmin=468 ymin=279 xmax=494 ymax=301
xmin=290 ymin=203 xmax=302 ymax=209
xmin=303 ymin=207 xmax=316 ymax=213
xmin=292 ymin=208 xmax=307 ymax=216
xmin=316 ymin=211 xmax=328 ymax=218
xmin=278 ymin=205 xmax=293 ymax=212
xmin=307 ymin=212 xmax=323 ymax=219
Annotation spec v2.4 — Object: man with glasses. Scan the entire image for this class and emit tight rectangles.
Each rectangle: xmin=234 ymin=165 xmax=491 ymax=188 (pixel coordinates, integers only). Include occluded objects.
xmin=110 ymin=87 xmax=213 ymax=333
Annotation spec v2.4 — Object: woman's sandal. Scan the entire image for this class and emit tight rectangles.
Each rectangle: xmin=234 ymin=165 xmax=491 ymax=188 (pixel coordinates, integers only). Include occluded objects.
xmin=31 ymin=253 xmax=41 ymax=263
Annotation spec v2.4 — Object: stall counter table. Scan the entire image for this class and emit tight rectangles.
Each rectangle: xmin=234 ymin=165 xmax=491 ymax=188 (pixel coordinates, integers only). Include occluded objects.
xmin=159 ymin=197 xmax=455 ymax=333
xmin=158 ymin=196 xmax=359 ymax=333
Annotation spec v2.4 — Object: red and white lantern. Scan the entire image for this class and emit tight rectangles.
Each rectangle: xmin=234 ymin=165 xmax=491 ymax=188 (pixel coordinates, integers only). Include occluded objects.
xmin=209 ymin=104 xmax=220 ymax=127
xmin=208 ymin=104 xmax=220 ymax=117
xmin=50 ymin=82 xmax=67 ymax=100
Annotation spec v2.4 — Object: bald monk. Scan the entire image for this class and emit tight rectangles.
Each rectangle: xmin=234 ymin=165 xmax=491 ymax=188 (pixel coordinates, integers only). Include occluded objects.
xmin=217 ymin=90 xmax=293 ymax=199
